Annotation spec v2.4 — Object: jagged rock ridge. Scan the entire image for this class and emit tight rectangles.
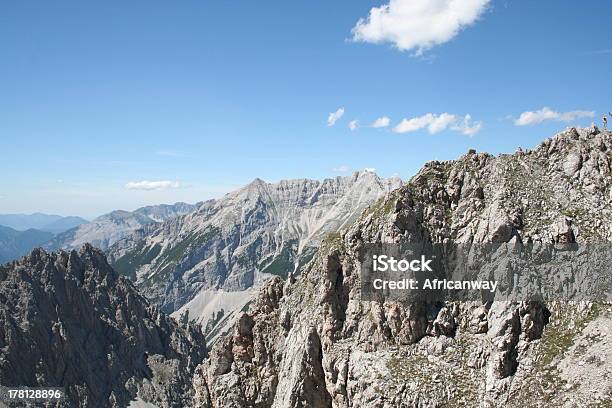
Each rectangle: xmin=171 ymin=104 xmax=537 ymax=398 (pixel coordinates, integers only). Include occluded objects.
xmin=0 ymin=245 xmax=206 ymax=408
xmin=195 ymin=127 xmax=612 ymax=407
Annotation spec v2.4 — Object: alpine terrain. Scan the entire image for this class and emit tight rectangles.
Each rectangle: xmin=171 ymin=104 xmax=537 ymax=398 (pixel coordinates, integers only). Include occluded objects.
xmin=194 ymin=126 xmax=612 ymax=407
xmin=0 ymin=127 xmax=610 ymax=407
xmin=107 ymin=171 xmax=402 ymax=342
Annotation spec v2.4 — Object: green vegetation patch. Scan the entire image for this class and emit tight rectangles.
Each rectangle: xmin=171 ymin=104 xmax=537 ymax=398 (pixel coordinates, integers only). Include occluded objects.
xmin=365 ymin=194 xmax=398 ymax=221
xmin=112 ymin=242 xmax=161 ymax=279
xmin=235 ymin=236 xmax=264 ymax=268
xmin=260 ymin=240 xmax=297 ymax=278
xmin=537 ymin=303 xmax=602 ymax=367
xmin=159 ymin=226 xmax=220 ymax=268
xmin=296 ymin=246 xmax=318 ymax=273
xmin=141 ymin=226 xmax=221 ymax=288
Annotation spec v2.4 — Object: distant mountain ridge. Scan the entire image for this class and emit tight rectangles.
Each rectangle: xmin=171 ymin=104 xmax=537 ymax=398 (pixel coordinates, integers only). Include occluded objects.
xmin=0 ymin=225 xmax=54 ymax=264
xmin=45 ymin=202 xmax=199 ymax=251
xmin=0 ymin=213 xmax=88 ymax=233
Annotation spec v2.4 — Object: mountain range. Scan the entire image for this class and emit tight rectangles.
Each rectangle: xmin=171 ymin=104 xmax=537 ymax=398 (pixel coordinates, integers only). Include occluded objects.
xmin=0 ymin=225 xmax=54 ymax=264
xmin=0 ymin=204 xmax=198 ymax=265
xmin=0 ymin=213 xmax=88 ymax=234
xmin=0 ymin=127 xmax=610 ymax=407
xmin=107 ymin=171 xmax=402 ymax=342
xmin=46 ymin=202 xmax=199 ymax=252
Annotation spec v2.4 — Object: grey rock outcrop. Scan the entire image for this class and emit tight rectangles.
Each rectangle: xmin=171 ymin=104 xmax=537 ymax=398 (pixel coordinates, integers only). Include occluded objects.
xmin=0 ymin=245 xmax=206 ymax=407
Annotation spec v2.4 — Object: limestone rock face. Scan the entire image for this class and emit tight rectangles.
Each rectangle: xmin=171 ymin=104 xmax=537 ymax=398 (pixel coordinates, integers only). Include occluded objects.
xmin=107 ymin=172 xmax=402 ymax=314
xmin=0 ymin=245 xmax=206 ymax=408
xmin=195 ymin=128 xmax=612 ymax=407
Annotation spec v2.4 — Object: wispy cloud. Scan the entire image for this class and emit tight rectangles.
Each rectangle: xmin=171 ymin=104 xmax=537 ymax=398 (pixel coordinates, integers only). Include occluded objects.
xmin=156 ymin=149 xmax=188 ymax=158
xmin=348 ymin=120 xmax=359 ymax=131
xmin=327 ymin=107 xmax=345 ymax=126
xmin=513 ymin=107 xmax=594 ymax=126
xmin=371 ymin=116 xmax=391 ymax=128
xmin=351 ymin=0 xmax=491 ymax=55
xmin=586 ymin=49 xmax=612 ymax=55
xmin=393 ymin=113 xmax=482 ymax=136
xmin=54 ymin=158 xmax=145 ymax=166
xmin=125 ymin=180 xmax=182 ymax=191
xmin=332 ymin=165 xmax=352 ymax=173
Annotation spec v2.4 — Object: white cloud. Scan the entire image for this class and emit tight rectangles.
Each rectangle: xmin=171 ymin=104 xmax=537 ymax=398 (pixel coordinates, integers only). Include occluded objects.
xmin=451 ymin=114 xmax=483 ymax=136
xmin=327 ymin=107 xmax=345 ymax=126
xmin=332 ymin=165 xmax=352 ymax=173
xmin=125 ymin=180 xmax=182 ymax=191
xmin=351 ymin=0 xmax=491 ymax=54
xmin=348 ymin=120 xmax=359 ymax=131
xmin=514 ymin=107 xmax=595 ymax=126
xmin=393 ymin=113 xmax=482 ymax=136
xmin=428 ymin=112 xmax=457 ymax=133
xmin=372 ymin=116 xmax=391 ymax=128
xmin=393 ymin=113 xmax=436 ymax=133
xmin=156 ymin=149 xmax=187 ymax=157
xmin=364 ymin=167 xmax=377 ymax=173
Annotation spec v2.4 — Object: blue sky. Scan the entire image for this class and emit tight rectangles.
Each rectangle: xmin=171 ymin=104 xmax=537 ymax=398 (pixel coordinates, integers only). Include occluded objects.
xmin=0 ymin=0 xmax=610 ymax=218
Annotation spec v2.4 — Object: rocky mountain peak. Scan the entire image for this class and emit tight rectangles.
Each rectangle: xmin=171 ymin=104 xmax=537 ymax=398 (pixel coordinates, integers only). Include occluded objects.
xmin=249 ymin=177 xmax=266 ymax=185
xmin=239 ymin=177 xmax=268 ymax=194
xmin=359 ymin=126 xmax=611 ymax=246
xmin=0 ymin=245 xmax=207 ymax=407
xmin=196 ymin=127 xmax=612 ymax=407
